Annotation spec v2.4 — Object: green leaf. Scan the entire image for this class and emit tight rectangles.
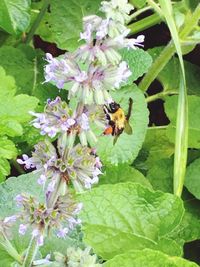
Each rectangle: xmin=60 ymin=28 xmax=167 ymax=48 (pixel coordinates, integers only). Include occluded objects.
xmin=147 ymin=158 xmax=173 ymax=193
xmin=165 ymin=95 xmax=200 ymax=149
xmin=148 ymin=47 xmax=200 ymax=95
xmin=0 ymin=119 xmax=23 ymax=137
xmin=0 ymin=137 xmax=17 ymax=159
xmin=36 ymin=0 xmax=101 ymax=51
xmin=169 ymin=199 xmax=200 ymax=245
xmin=121 ymin=48 xmax=152 ymax=82
xmin=0 ymin=0 xmax=31 ymax=35
xmin=95 ymin=84 xmax=149 ymax=165
xmin=99 ymin=164 xmax=152 ymax=189
xmin=0 ymin=67 xmax=38 ymax=123
xmin=144 ymin=128 xmax=174 ymax=166
xmin=185 ymin=158 xmax=200 ymax=199
xmin=0 ymin=158 xmax=10 ymax=182
xmin=105 ymin=249 xmax=198 ymax=267
xmin=78 ymin=183 xmax=184 ymax=259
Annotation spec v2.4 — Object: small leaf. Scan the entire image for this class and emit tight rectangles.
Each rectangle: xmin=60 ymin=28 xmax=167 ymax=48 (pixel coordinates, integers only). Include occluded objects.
xmin=121 ymin=48 xmax=152 ymax=82
xmin=165 ymin=95 xmax=200 ymax=149
xmin=185 ymin=158 xmax=200 ymax=199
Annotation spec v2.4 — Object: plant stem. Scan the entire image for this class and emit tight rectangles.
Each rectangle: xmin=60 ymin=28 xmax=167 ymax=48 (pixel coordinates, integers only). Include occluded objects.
xmin=128 ymin=6 xmax=152 ymax=22
xmin=0 ymin=234 xmax=22 ymax=264
xmin=146 ymin=90 xmax=178 ymax=102
xmin=139 ymin=3 xmax=200 ymax=92
xmin=128 ymin=13 xmax=162 ymax=34
xmin=22 ymin=235 xmax=38 ymax=267
xmin=139 ymin=41 xmax=175 ymax=91
xmin=25 ymin=0 xmax=50 ymax=44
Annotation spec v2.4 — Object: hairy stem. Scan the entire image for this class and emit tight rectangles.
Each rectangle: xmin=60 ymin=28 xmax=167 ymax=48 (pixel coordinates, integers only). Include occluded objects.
xmin=25 ymin=0 xmax=50 ymax=44
xmin=22 ymin=235 xmax=38 ymax=267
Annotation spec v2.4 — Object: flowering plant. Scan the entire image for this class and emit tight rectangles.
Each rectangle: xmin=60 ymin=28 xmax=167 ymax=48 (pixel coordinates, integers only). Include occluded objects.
xmin=0 ymin=0 xmax=146 ymax=265
xmin=1 ymin=0 xmax=200 ymax=266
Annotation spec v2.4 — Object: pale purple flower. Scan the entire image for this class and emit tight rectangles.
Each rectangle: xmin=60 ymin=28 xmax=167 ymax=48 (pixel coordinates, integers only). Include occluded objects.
xmin=15 ymin=194 xmax=26 ymax=206
xmin=44 ymin=53 xmax=83 ymax=89
xmin=57 ymin=227 xmax=69 ymax=238
xmin=17 ymin=154 xmax=34 ymax=169
xmin=3 ymin=215 xmax=17 ymax=224
xmin=80 ymin=23 xmax=93 ymax=42
xmin=19 ymin=224 xmax=28 ymax=235
xmin=32 ymin=229 xmax=44 ymax=246
xmin=37 ymin=174 xmax=47 ymax=186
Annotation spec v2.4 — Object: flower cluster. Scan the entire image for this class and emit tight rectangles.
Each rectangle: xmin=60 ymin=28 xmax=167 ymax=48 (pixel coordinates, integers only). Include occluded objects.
xmin=30 ymin=96 xmax=106 ymax=145
xmin=15 ymin=193 xmax=82 ymax=246
xmin=17 ymin=140 xmax=102 ymax=193
xmin=44 ymin=0 xmax=144 ymax=105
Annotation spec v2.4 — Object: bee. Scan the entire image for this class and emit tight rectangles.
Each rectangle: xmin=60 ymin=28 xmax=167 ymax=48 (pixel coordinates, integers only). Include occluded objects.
xmin=103 ymin=98 xmax=133 ymax=144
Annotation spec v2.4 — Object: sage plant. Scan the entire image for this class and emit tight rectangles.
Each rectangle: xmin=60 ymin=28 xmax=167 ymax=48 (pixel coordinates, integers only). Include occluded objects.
xmin=1 ymin=0 xmax=144 ymax=265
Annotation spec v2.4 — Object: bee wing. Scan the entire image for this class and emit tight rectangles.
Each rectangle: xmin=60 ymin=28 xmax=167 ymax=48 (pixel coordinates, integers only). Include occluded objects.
xmin=124 ymin=120 xmax=133 ymax=135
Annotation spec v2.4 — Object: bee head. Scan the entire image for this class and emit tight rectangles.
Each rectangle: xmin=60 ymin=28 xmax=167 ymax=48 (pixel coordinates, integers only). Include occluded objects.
xmin=109 ymin=102 xmax=120 ymax=113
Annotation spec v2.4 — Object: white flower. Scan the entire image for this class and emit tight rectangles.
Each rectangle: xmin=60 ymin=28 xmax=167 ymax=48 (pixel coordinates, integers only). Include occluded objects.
xmin=100 ymin=0 xmax=134 ymax=24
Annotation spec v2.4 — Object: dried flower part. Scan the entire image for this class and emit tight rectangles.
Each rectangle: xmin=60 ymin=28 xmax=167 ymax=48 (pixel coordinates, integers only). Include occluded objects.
xmin=17 ymin=141 xmax=102 ymax=192
xmin=66 ymin=247 xmax=102 ymax=267
xmin=16 ymin=193 xmax=82 ymax=241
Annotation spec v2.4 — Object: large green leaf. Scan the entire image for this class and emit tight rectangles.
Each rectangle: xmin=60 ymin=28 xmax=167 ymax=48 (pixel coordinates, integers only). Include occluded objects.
xmin=78 ymin=183 xmax=184 ymax=259
xmin=99 ymin=164 xmax=152 ymax=189
xmin=185 ymin=158 xmax=200 ymax=199
xmin=95 ymin=85 xmax=149 ymax=165
xmin=121 ymin=48 xmax=152 ymax=82
xmin=36 ymin=0 xmax=101 ymax=51
xmin=165 ymin=95 xmax=200 ymax=149
xmin=105 ymin=249 xmax=198 ymax=267
xmin=0 ymin=0 xmax=31 ymax=35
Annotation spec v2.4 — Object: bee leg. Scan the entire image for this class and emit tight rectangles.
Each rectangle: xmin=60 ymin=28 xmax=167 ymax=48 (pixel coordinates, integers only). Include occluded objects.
xmin=126 ymin=98 xmax=133 ymax=121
